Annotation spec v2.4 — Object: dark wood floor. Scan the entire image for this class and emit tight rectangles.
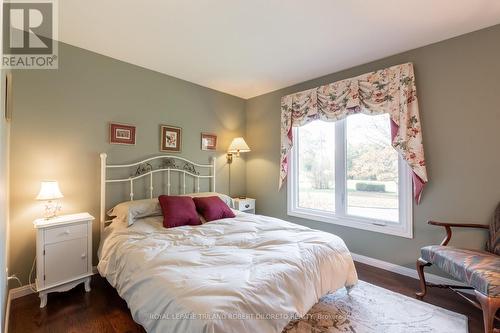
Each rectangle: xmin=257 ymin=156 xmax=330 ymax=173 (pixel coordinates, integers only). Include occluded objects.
xmin=9 ymin=262 xmax=492 ymax=333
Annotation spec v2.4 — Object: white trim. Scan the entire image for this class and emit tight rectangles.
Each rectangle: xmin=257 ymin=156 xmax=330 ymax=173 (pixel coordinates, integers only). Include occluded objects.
xmin=7 ymin=284 xmax=35 ymax=301
xmin=350 ymin=252 xmax=473 ymax=294
xmin=106 ymin=155 xmax=213 ymax=169
xmin=7 ymin=266 xmax=99 ymax=302
xmin=4 ymin=292 xmax=10 ymax=333
xmin=287 ymin=119 xmax=413 ymax=239
xmin=100 ymin=153 xmax=107 ymax=237
xmin=288 ymin=209 xmax=413 ymax=238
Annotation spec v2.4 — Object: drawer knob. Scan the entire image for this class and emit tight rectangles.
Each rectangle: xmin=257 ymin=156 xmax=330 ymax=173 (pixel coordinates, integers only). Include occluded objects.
xmin=81 ymin=254 xmax=86 ymax=259
xmin=64 ymin=230 xmax=70 ymax=235
xmin=245 ymin=204 xmax=250 ymax=208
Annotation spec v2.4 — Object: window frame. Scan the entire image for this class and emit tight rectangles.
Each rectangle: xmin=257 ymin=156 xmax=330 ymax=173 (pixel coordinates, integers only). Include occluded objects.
xmin=287 ymin=119 xmax=413 ymax=239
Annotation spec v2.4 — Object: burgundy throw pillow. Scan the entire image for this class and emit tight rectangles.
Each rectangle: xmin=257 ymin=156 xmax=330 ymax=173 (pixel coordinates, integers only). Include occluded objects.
xmin=158 ymin=195 xmax=201 ymax=228
xmin=193 ymin=196 xmax=235 ymax=222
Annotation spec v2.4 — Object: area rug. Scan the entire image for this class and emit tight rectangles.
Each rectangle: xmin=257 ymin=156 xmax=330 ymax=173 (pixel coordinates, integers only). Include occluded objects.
xmin=282 ymin=280 xmax=468 ymax=333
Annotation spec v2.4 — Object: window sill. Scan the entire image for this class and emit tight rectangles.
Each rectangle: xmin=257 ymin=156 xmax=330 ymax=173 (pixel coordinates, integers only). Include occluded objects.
xmin=287 ymin=208 xmax=413 ymax=239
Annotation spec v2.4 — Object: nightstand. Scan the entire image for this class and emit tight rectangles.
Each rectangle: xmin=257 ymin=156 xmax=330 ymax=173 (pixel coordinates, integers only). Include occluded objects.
xmin=233 ymin=197 xmax=256 ymax=214
xmin=33 ymin=212 xmax=94 ymax=308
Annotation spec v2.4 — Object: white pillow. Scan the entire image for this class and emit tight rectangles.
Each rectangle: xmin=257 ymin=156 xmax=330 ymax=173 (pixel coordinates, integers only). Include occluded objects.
xmin=183 ymin=192 xmax=234 ymax=208
xmin=108 ymin=192 xmax=233 ymax=226
xmin=107 ymin=198 xmax=162 ymax=226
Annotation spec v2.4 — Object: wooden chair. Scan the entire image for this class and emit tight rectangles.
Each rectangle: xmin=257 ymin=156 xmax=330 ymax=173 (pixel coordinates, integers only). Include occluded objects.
xmin=416 ymin=204 xmax=500 ymax=333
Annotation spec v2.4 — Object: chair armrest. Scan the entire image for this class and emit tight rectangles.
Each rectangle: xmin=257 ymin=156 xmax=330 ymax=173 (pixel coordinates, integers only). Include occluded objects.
xmin=428 ymin=221 xmax=489 ymax=246
xmin=428 ymin=221 xmax=489 ymax=229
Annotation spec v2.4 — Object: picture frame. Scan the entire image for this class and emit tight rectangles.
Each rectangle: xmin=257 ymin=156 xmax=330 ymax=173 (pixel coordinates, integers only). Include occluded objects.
xmin=201 ymin=133 xmax=217 ymax=151
xmin=109 ymin=123 xmax=136 ymax=145
xmin=160 ymin=125 xmax=182 ymax=152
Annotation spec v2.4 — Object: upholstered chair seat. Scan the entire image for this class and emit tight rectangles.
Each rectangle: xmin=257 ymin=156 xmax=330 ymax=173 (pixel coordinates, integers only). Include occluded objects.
xmin=421 ymin=245 xmax=500 ymax=297
xmin=416 ymin=202 xmax=500 ymax=333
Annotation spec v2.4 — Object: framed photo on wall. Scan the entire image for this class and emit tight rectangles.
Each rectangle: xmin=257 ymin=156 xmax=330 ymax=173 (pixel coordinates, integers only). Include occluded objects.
xmin=201 ymin=133 xmax=217 ymax=151
xmin=160 ymin=125 xmax=182 ymax=152
xmin=109 ymin=123 xmax=136 ymax=145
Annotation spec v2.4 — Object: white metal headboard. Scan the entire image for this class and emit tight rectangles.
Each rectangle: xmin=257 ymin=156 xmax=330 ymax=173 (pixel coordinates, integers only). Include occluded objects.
xmin=100 ymin=153 xmax=216 ymax=235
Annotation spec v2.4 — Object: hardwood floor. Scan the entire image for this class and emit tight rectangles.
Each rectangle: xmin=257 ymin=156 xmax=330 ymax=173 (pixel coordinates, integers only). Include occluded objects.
xmin=8 ymin=261 xmax=491 ymax=333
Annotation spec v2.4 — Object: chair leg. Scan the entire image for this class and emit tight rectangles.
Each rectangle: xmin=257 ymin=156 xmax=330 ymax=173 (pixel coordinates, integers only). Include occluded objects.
xmin=416 ymin=258 xmax=431 ymax=300
xmin=475 ymin=290 xmax=500 ymax=333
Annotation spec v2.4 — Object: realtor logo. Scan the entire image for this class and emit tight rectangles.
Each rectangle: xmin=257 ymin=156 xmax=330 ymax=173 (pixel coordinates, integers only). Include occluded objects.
xmin=2 ymin=0 xmax=58 ymax=69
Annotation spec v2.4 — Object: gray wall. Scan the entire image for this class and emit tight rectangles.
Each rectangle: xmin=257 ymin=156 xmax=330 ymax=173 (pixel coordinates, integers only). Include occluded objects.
xmin=9 ymin=25 xmax=500 ymax=286
xmin=246 ymin=25 xmax=500 ymax=273
xmin=10 ymin=42 xmax=247 ymax=284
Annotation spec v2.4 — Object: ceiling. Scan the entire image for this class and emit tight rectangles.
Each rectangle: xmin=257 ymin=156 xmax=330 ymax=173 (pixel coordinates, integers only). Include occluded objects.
xmin=59 ymin=1 xmax=500 ymax=99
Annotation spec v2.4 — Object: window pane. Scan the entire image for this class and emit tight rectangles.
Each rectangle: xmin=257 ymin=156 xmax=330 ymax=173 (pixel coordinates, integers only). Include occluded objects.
xmin=297 ymin=121 xmax=335 ymax=212
xmin=346 ymin=113 xmax=399 ymax=222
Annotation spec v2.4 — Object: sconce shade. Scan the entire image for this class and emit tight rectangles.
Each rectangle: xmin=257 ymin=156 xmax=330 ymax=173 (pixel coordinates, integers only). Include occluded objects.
xmin=36 ymin=181 xmax=64 ymax=201
xmin=228 ymin=137 xmax=251 ymax=153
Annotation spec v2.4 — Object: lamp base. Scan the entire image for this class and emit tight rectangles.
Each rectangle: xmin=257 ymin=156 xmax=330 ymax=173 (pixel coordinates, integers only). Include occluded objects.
xmin=42 ymin=200 xmax=62 ymax=219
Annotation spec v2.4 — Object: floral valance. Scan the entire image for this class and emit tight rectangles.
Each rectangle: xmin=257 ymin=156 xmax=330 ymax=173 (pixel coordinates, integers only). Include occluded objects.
xmin=280 ymin=62 xmax=428 ymax=203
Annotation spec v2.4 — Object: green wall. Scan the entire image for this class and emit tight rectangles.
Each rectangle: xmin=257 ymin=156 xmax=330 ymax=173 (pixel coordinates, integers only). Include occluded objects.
xmin=9 ymin=42 xmax=247 ymax=284
xmin=9 ymin=25 xmax=500 ymax=286
xmin=245 ymin=25 xmax=500 ymax=273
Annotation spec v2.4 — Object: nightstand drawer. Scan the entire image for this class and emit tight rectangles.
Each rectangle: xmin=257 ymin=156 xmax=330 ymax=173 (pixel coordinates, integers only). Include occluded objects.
xmin=233 ymin=198 xmax=255 ymax=212
xmin=45 ymin=223 xmax=87 ymax=244
xmin=238 ymin=200 xmax=255 ymax=210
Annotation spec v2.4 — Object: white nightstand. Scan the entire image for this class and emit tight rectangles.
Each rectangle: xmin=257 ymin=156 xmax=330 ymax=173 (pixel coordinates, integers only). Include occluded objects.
xmin=33 ymin=212 xmax=95 ymax=308
xmin=233 ymin=197 xmax=256 ymax=214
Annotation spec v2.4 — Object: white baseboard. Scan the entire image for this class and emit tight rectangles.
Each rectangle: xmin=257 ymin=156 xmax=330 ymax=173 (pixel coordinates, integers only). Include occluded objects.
xmin=7 ymin=284 xmax=35 ymax=301
xmin=4 ymin=267 xmax=99 ymax=333
xmin=4 ymin=292 xmax=10 ymax=333
xmin=7 ymin=266 xmax=99 ymax=302
xmin=351 ymin=252 xmax=473 ymax=294
xmin=4 ymin=283 xmax=36 ymax=333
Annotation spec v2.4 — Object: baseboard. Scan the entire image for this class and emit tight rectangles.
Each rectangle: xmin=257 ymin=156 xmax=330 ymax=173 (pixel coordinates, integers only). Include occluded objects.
xmin=4 ymin=292 xmax=10 ymax=333
xmin=7 ymin=266 xmax=99 ymax=302
xmin=7 ymin=284 xmax=34 ymax=301
xmin=351 ymin=252 xmax=473 ymax=294
xmin=4 ymin=283 xmax=34 ymax=333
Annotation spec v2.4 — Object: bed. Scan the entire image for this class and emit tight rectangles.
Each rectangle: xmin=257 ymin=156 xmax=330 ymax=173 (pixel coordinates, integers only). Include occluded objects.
xmin=97 ymin=154 xmax=358 ymax=333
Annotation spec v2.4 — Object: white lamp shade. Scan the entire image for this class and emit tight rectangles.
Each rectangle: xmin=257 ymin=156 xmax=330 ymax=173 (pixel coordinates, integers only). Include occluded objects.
xmin=36 ymin=181 xmax=64 ymax=200
xmin=228 ymin=137 xmax=251 ymax=153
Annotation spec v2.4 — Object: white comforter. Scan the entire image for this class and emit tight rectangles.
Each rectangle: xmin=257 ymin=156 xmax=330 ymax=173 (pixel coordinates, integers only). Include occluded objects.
xmin=98 ymin=211 xmax=358 ymax=333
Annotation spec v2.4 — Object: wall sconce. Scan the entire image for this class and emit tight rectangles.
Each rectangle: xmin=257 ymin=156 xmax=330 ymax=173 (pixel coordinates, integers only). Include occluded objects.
xmin=36 ymin=181 xmax=64 ymax=219
xmin=227 ymin=137 xmax=251 ymax=164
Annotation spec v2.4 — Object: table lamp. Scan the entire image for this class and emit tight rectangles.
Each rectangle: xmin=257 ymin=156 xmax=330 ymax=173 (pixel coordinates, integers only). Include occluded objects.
xmin=36 ymin=181 xmax=64 ymax=219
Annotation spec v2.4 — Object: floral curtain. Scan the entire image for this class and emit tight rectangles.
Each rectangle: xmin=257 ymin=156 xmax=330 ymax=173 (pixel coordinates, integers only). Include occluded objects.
xmin=280 ymin=63 xmax=428 ymax=203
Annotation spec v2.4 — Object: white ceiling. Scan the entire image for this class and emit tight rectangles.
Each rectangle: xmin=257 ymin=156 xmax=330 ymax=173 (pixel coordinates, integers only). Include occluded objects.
xmin=59 ymin=1 xmax=500 ymax=99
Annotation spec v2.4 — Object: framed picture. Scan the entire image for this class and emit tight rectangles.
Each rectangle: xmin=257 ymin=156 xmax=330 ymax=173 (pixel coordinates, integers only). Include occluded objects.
xmin=201 ymin=133 xmax=217 ymax=151
xmin=109 ymin=123 xmax=136 ymax=145
xmin=160 ymin=125 xmax=182 ymax=152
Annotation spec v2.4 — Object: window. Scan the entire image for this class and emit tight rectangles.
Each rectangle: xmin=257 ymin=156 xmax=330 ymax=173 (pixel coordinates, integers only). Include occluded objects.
xmin=288 ymin=113 xmax=413 ymax=238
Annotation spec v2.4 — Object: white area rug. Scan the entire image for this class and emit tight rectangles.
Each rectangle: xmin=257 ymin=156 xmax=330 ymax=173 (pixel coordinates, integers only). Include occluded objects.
xmin=283 ymin=280 xmax=468 ymax=333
